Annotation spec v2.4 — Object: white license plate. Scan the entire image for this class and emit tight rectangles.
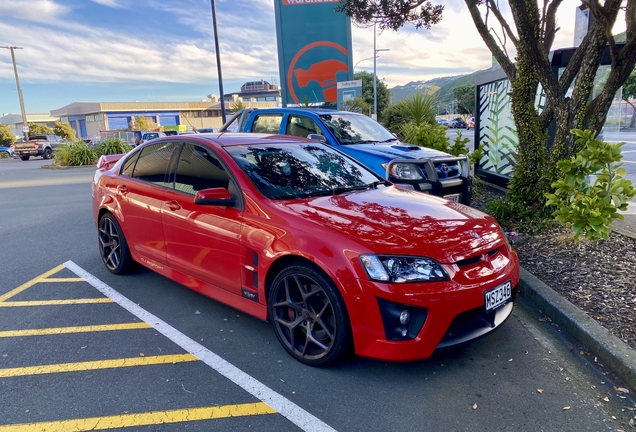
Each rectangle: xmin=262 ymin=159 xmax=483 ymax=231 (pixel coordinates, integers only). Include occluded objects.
xmin=445 ymin=193 xmax=460 ymax=202
xmin=484 ymin=281 xmax=512 ymax=312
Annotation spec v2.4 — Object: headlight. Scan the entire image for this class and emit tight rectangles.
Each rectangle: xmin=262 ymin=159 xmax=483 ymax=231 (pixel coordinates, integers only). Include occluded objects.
xmin=384 ymin=162 xmax=424 ymax=180
xmin=359 ymin=255 xmax=449 ymax=283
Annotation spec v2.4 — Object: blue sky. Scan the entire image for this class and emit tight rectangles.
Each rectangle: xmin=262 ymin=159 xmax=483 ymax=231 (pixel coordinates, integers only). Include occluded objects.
xmin=0 ymin=0 xmax=595 ymax=115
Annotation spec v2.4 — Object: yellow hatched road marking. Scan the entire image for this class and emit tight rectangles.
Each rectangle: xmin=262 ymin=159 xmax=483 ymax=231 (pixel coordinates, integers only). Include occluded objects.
xmin=0 ymin=354 xmax=198 ymax=378
xmin=0 ymin=264 xmax=66 ymax=302
xmin=0 ymin=323 xmax=151 ymax=338
xmin=41 ymin=278 xmax=85 ymax=283
xmin=0 ymin=402 xmax=276 ymax=431
xmin=0 ymin=299 xmax=113 ymax=307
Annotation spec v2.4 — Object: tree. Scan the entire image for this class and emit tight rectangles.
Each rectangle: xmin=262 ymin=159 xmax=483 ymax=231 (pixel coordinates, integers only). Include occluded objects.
xmin=54 ymin=121 xmax=76 ymax=140
xmin=29 ymin=124 xmax=54 ymax=135
xmin=0 ymin=125 xmax=16 ymax=146
xmin=337 ymin=0 xmax=636 ymax=210
xmin=453 ymin=84 xmax=475 ymax=116
xmin=341 ymin=97 xmax=370 ymax=114
xmin=129 ymin=115 xmax=157 ymax=131
xmin=623 ymin=69 xmax=636 ymax=128
xmin=230 ymin=100 xmax=246 ymax=113
xmin=354 ymin=71 xmax=390 ymax=120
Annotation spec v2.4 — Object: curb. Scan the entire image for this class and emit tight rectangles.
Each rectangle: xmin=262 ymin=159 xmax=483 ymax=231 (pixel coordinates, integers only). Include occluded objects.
xmin=41 ymin=164 xmax=95 ymax=170
xmin=518 ymin=267 xmax=636 ymax=391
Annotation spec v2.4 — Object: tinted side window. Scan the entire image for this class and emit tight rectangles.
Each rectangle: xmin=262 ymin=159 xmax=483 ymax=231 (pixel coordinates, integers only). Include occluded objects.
xmin=252 ymin=114 xmax=283 ymax=134
xmin=174 ymin=143 xmax=230 ymax=195
xmin=121 ymin=151 xmax=141 ymax=177
xmin=287 ymin=115 xmax=322 ymax=138
xmin=131 ymin=142 xmax=178 ymax=187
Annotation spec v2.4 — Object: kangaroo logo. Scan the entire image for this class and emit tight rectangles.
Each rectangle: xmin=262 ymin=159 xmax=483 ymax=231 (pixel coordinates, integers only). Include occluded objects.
xmin=287 ymin=41 xmax=349 ymax=104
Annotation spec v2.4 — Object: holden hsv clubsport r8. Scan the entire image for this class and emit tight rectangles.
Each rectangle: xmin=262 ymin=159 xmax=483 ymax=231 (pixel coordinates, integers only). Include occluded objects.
xmin=92 ymin=133 xmax=519 ymax=366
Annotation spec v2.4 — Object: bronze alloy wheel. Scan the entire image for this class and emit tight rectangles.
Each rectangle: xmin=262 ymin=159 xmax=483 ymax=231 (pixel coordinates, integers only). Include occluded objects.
xmin=98 ymin=213 xmax=133 ymax=274
xmin=269 ymin=263 xmax=350 ymax=366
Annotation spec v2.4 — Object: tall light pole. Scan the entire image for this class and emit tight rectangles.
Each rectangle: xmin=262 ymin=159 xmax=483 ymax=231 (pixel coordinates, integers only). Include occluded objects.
xmin=373 ymin=23 xmax=389 ymax=120
xmin=210 ymin=0 xmax=227 ymax=124
xmin=354 ymin=56 xmax=374 ymax=70
xmin=3 ymin=46 xmax=29 ymax=140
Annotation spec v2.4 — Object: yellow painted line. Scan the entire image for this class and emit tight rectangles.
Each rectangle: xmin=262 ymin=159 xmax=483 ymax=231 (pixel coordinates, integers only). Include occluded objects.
xmin=0 ymin=299 xmax=113 ymax=307
xmin=40 ymin=278 xmax=85 ymax=283
xmin=0 ymin=354 xmax=198 ymax=378
xmin=0 ymin=264 xmax=66 ymax=302
xmin=0 ymin=323 xmax=151 ymax=338
xmin=0 ymin=402 xmax=276 ymax=431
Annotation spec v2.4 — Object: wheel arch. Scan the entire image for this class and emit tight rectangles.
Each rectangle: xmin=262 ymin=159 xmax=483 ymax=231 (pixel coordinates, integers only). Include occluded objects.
xmin=263 ymin=254 xmax=351 ymax=325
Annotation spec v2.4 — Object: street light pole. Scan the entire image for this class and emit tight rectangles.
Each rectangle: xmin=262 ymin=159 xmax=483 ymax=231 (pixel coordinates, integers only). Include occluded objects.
xmin=3 ymin=46 xmax=29 ymax=140
xmin=210 ymin=0 xmax=227 ymax=124
xmin=372 ymin=24 xmax=389 ymax=120
xmin=354 ymin=56 xmax=374 ymax=70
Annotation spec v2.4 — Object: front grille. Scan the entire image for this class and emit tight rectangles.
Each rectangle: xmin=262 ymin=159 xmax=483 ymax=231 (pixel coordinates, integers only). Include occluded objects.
xmin=456 ymin=248 xmax=499 ymax=267
xmin=418 ymin=161 xmax=461 ymax=180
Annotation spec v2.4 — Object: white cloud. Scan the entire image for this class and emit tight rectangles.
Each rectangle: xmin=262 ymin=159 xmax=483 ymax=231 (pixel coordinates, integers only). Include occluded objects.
xmin=0 ymin=0 xmax=68 ymax=22
xmin=90 ymin=0 xmax=125 ymax=8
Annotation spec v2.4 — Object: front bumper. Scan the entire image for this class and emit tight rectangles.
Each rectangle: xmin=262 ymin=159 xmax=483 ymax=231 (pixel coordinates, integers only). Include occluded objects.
xmin=387 ymin=157 xmax=472 ymax=204
xmin=342 ymin=249 xmax=519 ymax=362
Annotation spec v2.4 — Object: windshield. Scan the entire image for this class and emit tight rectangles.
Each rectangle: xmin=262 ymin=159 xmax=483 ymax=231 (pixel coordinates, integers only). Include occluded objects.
xmin=225 ymin=143 xmax=381 ymax=200
xmin=319 ymin=113 xmax=396 ymax=144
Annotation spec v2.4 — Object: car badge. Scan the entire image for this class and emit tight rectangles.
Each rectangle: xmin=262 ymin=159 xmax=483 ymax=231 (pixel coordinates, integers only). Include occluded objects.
xmin=469 ymin=231 xmax=480 ymax=239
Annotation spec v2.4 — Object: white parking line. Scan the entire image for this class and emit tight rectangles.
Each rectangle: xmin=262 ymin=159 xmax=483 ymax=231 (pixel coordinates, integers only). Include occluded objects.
xmin=63 ymin=261 xmax=337 ymax=432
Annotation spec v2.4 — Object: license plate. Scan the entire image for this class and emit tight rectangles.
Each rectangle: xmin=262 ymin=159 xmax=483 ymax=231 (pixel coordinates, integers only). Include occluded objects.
xmin=445 ymin=193 xmax=460 ymax=202
xmin=484 ymin=281 xmax=512 ymax=312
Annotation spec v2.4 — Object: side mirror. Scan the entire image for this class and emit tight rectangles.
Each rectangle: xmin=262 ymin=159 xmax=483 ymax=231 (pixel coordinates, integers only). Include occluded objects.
xmin=307 ymin=134 xmax=327 ymax=144
xmin=194 ymin=187 xmax=236 ymax=206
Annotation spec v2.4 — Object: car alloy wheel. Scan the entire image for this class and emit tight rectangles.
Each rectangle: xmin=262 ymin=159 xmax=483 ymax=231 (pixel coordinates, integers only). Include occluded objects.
xmin=43 ymin=148 xmax=52 ymax=159
xmin=269 ymin=263 xmax=350 ymax=366
xmin=98 ymin=213 xmax=133 ymax=274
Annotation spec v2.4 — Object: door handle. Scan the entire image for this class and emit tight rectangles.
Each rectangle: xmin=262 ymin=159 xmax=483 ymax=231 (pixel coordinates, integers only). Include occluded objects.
xmin=116 ymin=185 xmax=129 ymax=194
xmin=165 ymin=200 xmax=181 ymax=211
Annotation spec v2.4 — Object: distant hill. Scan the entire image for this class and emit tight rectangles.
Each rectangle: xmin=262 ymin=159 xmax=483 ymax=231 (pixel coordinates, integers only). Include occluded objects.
xmin=390 ymin=81 xmax=439 ymax=103
xmin=390 ymin=69 xmax=490 ymax=108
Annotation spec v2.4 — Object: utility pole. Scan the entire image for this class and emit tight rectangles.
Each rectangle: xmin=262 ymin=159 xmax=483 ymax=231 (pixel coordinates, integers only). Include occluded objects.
xmin=210 ymin=0 xmax=227 ymax=124
xmin=3 ymin=46 xmax=29 ymax=140
xmin=372 ymin=23 xmax=389 ymax=120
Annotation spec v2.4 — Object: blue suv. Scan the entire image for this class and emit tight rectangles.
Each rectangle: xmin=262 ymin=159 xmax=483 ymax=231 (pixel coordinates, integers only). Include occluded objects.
xmin=220 ymin=108 xmax=471 ymax=204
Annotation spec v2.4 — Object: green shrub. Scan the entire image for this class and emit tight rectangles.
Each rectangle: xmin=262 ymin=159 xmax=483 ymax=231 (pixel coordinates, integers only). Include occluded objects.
xmin=545 ymin=129 xmax=636 ymax=241
xmin=484 ymin=198 xmax=554 ymax=233
xmin=53 ymin=143 xmax=71 ymax=166
xmin=0 ymin=151 xmax=9 ymax=159
xmin=95 ymin=138 xmax=132 ymax=157
xmin=401 ymin=122 xmax=450 ymax=151
xmin=54 ymin=141 xmax=97 ymax=166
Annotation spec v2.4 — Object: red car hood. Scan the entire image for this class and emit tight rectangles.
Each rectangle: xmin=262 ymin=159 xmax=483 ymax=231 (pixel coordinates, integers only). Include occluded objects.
xmin=278 ymin=186 xmax=505 ymax=264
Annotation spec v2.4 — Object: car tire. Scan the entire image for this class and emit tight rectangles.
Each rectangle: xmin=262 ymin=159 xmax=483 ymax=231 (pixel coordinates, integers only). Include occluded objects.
xmin=98 ymin=213 xmax=134 ymax=275
xmin=43 ymin=147 xmax=52 ymax=159
xmin=20 ymin=155 xmax=29 ymax=161
xmin=268 ymin=262 xmax=351 ymax=367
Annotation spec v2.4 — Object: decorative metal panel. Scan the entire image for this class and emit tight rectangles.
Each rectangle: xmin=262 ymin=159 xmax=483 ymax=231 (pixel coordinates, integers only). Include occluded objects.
xmin=477 ymin=79 xmax=518 ymax=177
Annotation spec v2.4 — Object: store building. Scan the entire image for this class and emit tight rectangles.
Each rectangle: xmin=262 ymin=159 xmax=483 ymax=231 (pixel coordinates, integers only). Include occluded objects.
xmin=0 ymin=113 xmax=60 ymax=137
xmin=50 ymin=100 xmax=277 ymax=139
xmin=223 ymin=80 xmax=282 ymax=102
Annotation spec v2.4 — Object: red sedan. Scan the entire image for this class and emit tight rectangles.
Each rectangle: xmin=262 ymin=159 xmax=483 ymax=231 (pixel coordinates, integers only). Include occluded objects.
xmin=92 ymin=133 xmax=519 ymax=366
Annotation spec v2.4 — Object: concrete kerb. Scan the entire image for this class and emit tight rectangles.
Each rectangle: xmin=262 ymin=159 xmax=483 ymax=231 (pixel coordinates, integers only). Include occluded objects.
xmin=517 ymin=267 xmax=636 ymax=391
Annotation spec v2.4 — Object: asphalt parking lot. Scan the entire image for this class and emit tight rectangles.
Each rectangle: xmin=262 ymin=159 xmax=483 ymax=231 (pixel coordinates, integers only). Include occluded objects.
xmin=1 ymin=156 xmax=635 ymax=431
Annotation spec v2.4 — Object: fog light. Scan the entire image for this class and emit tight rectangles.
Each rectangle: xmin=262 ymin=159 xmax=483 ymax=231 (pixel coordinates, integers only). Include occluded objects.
xmin=398 ymin=327 xmax=408 ymax=338
xmin=399 ymin=309 xmax=410 ymax=325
